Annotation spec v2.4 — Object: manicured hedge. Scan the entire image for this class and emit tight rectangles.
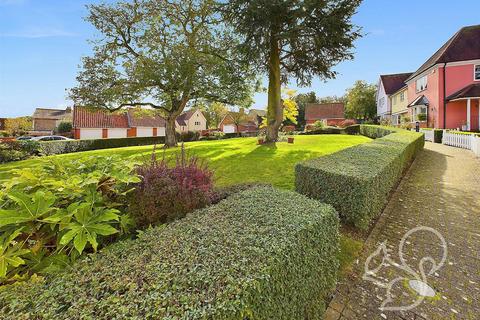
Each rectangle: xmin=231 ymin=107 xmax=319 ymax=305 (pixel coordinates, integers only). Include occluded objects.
xmin=295 ymin=125 xmax=424 ymax=229
xmin=39 ymin=136 xmax=166 ymax=155
xmin=433 ymin=129 xmax=443 ymax=143
xmin=301 ymin=125 xmax=360 ymax=135
xmin=0 ymin=186 xmax=339 ymax=319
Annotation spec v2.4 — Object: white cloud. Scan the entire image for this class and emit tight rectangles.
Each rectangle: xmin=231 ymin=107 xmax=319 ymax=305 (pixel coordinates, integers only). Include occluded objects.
xmin=0 ymin=27 xmax=76 ymax=38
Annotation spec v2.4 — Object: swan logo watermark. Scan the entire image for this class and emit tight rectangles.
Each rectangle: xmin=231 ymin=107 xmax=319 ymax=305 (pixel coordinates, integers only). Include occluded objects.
xmin=362 ymin=226 xmax=448 ymax=311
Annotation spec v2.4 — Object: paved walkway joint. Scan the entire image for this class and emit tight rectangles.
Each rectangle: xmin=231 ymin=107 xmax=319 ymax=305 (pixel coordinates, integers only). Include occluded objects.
xmin=325 ymin=142 xmax=480 ymax=320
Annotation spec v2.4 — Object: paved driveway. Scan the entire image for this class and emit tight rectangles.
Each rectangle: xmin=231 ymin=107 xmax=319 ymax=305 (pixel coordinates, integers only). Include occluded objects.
xmin=326 ymin=142 xmax=480 ymax=320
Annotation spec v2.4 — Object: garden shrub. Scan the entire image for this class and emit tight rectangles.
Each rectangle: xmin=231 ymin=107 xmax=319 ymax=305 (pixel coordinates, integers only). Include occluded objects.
xmin=433 ymin=129 xmax=443 ymax=143
xmin=301 ymin=125 xmax=359 ymax=135
xmin=0 ymin=156 xmax=139 ymax=283
xmin=129 ymin=146 xmax=214 ymax=228
xmin=179 ymin=130 xmax=200 ymax=142
xmin=39 ymin=136 xmax=166 ymax=156
xmin=0 ymin=186 xmax=339 ymax=319
xmin=296 ymin=125 xmax=424 ymax=229
xmin=0 ymin=140 xmax=40 ymax=163
xmin=211 ymin=182 xmax=269 ymax=203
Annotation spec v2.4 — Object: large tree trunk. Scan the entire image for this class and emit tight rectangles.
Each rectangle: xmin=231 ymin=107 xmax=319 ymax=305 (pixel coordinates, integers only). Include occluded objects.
xmin=266 ymin=30 xmax=283 ymax=143
xmin=164 ymin=116 xmax=177 ymax=147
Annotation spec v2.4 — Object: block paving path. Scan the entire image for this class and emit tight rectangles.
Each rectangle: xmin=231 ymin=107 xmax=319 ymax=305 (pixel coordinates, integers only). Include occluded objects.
xmin=325 ymin=142 xmax=480 ymax=320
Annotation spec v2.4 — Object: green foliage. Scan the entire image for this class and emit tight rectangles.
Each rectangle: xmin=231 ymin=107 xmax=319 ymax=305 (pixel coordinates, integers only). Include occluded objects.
xmin=345 ymin=81 xmax=377 ymax=119
xmin=56 ymin=122 xmax=72 ymax=133
xmin=0 ymin=156 xmax=139 ymax=283
xmin=433 ymin=129 xmax=443 ymax=143
xmin=301 ymin=125 xmax=360 ymax=135
xmin=4 ymin=117 xmax=32 ymax=137
xmin=39 ymin=136 xmax=165 ymax=156
xmin=312 ymin=120 xmax=325 ymax=130
xmin=417 ymin=113 xmax=427 ymax=121
xmin=0 ymin=141 xmax=40 ymax=164
xmin=70 ymin=0 xmax=257 ymax=147
xmin=295 ymin=125 xmax=424 ymax=229
xmin=0 ymin=186 xmax=339 ymax=319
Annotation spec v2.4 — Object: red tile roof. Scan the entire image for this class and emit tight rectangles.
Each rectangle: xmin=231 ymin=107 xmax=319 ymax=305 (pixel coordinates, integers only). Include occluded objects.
xmin=127 ymin=110 xmax=166 ymax=127
xmin=73 ymin=107 xmax=129 ymax=128
xmin=446 ymin=83 xmax=480 ymax=101
xmin=408 ymin=25 xmax=480 ymax=81
xmin=380 ymin=73 xmax=413 ymax=95
xmin=305 ymin=103 xmax=345 ymax=120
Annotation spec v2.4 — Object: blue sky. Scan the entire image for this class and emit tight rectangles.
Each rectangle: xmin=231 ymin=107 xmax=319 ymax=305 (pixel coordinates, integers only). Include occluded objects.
xmin=1 ymin=0 xmax=479 ymax=118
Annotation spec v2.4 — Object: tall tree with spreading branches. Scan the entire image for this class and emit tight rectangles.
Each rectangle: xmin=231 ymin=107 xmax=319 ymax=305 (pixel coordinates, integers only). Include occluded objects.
xmin=222 ymin=0 xmax=362 ymax=142
xmin=70 ymin=0 xmax=257 ymax=147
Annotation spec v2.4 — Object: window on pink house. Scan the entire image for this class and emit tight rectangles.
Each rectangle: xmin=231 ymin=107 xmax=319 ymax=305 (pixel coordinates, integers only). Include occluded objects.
xmin=475 ymin=65 xmax=480 ymax=81
xmin=416 ymin=76 xmax=428 ymax=92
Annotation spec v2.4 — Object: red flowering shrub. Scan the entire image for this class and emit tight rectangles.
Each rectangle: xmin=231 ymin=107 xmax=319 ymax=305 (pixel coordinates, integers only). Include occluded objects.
xmin=338 ymin=119 xmax=356 ymax=128
xmin=129 ymin=145 xmax=214 ymax=228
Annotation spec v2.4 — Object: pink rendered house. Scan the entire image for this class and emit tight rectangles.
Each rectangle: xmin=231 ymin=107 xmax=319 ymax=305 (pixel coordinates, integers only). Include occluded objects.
xmin=404 ymin=25 xmax=480 ymax=131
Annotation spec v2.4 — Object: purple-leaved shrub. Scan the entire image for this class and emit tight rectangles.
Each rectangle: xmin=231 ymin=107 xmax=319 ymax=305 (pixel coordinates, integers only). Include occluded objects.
xmin=130 ymin=145 xmax=214 ymax=228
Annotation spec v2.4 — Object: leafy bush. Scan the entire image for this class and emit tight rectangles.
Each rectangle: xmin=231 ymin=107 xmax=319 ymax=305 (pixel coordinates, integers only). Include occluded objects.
xmin=312 ymin=120 xmax=326 ymax=130
xmin=56 ymin=122 xmax=73 ymax=133
xmin=39 ymin=136 xmax=166 ymax=156
xmin=211 ymin=182 xmax=269 ymax=203
xmin=296 ymin=125 xmax=424 ymax=229
xmin=0 ymin=186 xmax=339 ymax=319
xmin=0 ymin=156 xmax=139 ymax=283
xmin=178 ymin=130 xmax=200 ymax=142
xmin=0 ymin=140 xmax=40 ymax=163
xmin=129 ymin=146 xmax=214 ymax=228
xmin=434 ymin=129 xmax=443 ymax=143
xmin=417 ymin=113 xmax=427 ymax=121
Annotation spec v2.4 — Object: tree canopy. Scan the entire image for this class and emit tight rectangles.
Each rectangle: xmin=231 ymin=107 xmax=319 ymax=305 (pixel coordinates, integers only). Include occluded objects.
xmin=70 ymin=0 xmax=257 ymax=147
xmin=345 ymin=80 xmax=377 ymax=119
xmin=222 ymin=0 xmax=362 ymax=141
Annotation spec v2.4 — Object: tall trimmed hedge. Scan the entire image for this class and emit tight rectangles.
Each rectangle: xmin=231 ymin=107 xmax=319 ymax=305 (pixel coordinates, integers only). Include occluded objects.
xmin=0 ymin=186 xmax=339 ymax=319
xmin=39 ymin=136 xmax=166 ymax=155
xmin=295 ymin=125 xmax=424 ymax=229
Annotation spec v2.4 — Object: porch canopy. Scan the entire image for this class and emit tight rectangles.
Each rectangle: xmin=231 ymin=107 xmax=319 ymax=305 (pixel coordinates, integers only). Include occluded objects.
xmin=408 ymin=95 xmax=429 ymax=122
xmin=446 ymin=83 xmax=480 ymax=131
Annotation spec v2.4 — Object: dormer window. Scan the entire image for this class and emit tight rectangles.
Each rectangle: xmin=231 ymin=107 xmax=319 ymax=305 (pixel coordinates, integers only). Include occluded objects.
xmin=475 ymin=65 xmax=480 ymax=81
xmin=416 ymin=76 xmax=428 ymax=92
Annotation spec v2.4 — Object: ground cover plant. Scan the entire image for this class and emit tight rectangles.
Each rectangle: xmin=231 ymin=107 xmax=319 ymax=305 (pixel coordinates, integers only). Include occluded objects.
xmin=0 ymin=186 xmax=340 ymax=319
xmin=0 ymin=156 xmax=140 ymax=283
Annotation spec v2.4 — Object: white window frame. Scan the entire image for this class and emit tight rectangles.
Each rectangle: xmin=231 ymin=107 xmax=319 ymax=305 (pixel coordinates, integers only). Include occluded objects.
xmin=400 ymin=92 xmax=405 ymax=102
xmin=475 ymin=65 xmax=480 ymax=81
xmin=416 ymin=76 xmax=428 ymax=93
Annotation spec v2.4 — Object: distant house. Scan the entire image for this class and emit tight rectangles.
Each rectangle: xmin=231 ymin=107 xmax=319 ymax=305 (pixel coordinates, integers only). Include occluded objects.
xmin=175 ymin=109 xmax=207 ymax=133
xmin=305 ymin=103 xmax=346 ymax=126
xmin=248 ymin=108 xmax=267 ymax=125
xmin=376 ymin=73 xmax=413 ymax=121
xmin=73 ymin=107 xmax=165 ymax=140
xmin=32 ymin=107 xmax=72 ymax=135
xmin=219 ymin=111 xmax=258 ymax=135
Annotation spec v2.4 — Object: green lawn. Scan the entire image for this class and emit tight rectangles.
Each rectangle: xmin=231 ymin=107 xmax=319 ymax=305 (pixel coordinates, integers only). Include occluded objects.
xmin=0 ymin=135 xmax=371 ymax=189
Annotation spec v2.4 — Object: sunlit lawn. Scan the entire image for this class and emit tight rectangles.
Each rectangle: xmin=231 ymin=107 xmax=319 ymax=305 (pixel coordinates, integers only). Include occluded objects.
xmin=0 ymin=135 xmax=371 ymax=189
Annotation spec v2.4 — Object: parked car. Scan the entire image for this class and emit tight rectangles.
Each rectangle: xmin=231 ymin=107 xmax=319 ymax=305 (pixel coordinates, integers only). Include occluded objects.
xmin=16 ymin=136 xmax=33 ymax=141
xmin=32 ymin=135 xmax=73 ymax=141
